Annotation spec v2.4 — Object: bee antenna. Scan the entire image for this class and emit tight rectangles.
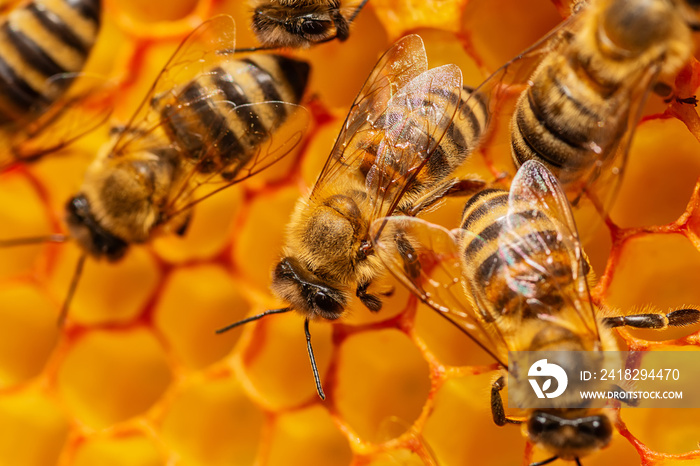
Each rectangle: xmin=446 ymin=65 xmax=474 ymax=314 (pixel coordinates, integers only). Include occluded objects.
xmin=347 ymin=0 xmax=369 ymax=22
xmin=0 ymin=234 xmax=69 ymax=247
xmin=304 ymin=318 xmax=325 ymax=400
xmin=228 ymin=45 xmax=278 ymax=54
xmin=57 ymin=251 xmax=88 ymax=326
xmin=215 ymin=306 xmax=293 ymax=334
xmin=530 ymin=456 xmax=559 ymax=466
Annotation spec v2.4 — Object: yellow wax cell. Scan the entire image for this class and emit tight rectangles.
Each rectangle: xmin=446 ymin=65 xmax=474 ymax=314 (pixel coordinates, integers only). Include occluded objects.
xmin=57 ymin=328 xmax=172 ymax=429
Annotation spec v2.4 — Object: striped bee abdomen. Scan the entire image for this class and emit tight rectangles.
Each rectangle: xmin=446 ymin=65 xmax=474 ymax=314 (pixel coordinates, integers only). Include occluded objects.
xmin=0 ymin=0 xmax=100 ymax=121
xmin=459 ymin=188 xmax=577 ymax=320
xmin=358 ymin=84 xmax=489 ymax=209
xmin=421 ymin=85 xmax=488 ymax=182
xmin=510 ymin=52 xmax=627 ymax=186
xmin=157 ymin=54 xmax=310 ymax=178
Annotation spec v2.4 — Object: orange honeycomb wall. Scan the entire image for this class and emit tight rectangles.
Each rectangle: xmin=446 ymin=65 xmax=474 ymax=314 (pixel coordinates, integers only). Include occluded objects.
xmin=0 ymin=0 xmax=700 ymax=465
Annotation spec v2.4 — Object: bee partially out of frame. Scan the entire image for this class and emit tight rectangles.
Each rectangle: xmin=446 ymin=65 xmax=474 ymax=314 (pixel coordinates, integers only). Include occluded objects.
xmin=0 ymin=0 xmax=109 ymax=170
xmin=1 ymin=15 xmax=311 ymax=324
xmin=371 ymin=160 xmax=700 ymax=466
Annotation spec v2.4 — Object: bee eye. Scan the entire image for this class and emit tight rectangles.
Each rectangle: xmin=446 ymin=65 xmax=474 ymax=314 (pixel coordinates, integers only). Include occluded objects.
xmin=300 ymin=19 xmax=327 ymax=36
xmin=527 ymin=412 xmax=559 ymax=437
xmin=313 ymin=291 xmax=337 ymax=312
xmin=578 ymin=417 xmax=612 ymax=439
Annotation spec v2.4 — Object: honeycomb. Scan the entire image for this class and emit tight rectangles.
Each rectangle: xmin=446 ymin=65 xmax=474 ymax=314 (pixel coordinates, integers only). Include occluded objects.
xmin=0 ymin=0 xmax=700 ymax=465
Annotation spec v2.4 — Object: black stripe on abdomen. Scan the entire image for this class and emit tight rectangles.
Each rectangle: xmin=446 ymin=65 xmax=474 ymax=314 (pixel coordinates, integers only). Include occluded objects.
xmin=28 ymin=3 xmax=89 ymax=56
xmin=472 ymin=228 xmax=568 ymax=308
xmin=463 ymin=210 xmax=549 ymax=260
xmin=241 ymin=58 xmax=284 ymax=103
xmin=3 ymin=22 xmax=65 ymax=78
xmin=65 ymin=0 xmax=101 ymax=25
xmin=461 ymin=189 xmax=508 ymax=231
xmin=211 ymin=65 xmax=268 ymax=148
xmin=0 ymin=53 xmax=48 ymax=110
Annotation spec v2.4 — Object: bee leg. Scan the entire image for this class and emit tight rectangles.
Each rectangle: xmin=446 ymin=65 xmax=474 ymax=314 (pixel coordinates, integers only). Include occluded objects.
xmin=405 ymin=178 xmax=485 ymax=217
xmin=109 ymin=125 xmax=127 ymax=136
xmin=603 ymin=308 xmax=700 ymax=330
xmin=530 ymin=457 xmax=560 ymax=466
xmin=491 ymin=376 xmax=522 ymax=426
xmin=655 ymin=82 xmax=698 ymax=106
xmin=609 ymin=384 xmax=640 ymax=407
xmin=357 ymin=281 xmax=382 ymax=312
xmin=347 ymin=0 xmax=370 ymax=23
xmin=395 ymin=231 xmax=421 ymax=280
xmin=442 ymin=179 xmax=488 ymax=197
xmin=175 ymin=214 xmax=192 ymax=237
xmin=676 ymin=96 xmax=698 ymax=106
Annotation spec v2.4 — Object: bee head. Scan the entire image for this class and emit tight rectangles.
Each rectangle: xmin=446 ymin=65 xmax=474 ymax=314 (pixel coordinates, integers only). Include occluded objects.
xmin=527 ymin=410 xmax=613 ymax=460
xmin=270 ymin=256 xmax=347 ymax=320
xmin=251 ymin=4 xmax=339 ymax=48
xmin=65 ymin=194 xmax=129 ymax=261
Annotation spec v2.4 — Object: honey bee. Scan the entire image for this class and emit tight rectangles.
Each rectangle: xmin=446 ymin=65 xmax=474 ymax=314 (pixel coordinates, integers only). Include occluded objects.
xmin=246 ymin=0 xmax=369 ymax=50
xmin=371 ymin=160 xmax=700 ymax=465
xmin=217 ymin=34 xmax=490 ymax=399
xmin=471 ymin=0 xmax=700 ymax=216
xmin=0 ymin=0 xmax=109 ymax=168
xmin=1 ymin=15 xmax=311 ymax=323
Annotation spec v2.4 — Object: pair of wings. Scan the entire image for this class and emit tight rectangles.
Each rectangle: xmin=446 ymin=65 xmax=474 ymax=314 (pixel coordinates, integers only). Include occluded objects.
xmin=309 ymin=33 xmax=468 ymax=228
xmin=107 ymin=15 xmax=310 ymax=219
xmin=464 ymin=2 xmax=663 ymax=219
xmin=371 ymin=160 xmax=600 ymax=368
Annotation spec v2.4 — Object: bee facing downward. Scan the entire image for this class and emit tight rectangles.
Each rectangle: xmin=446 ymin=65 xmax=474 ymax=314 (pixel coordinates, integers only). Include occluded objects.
xmin=371 ymin=160 xmax=700 ymax=465
xmin=1 ymin=15 xmax=311 ymax=323
xmin=0 ymin=0 xmax=109 ymax=168
xmin=248 ymin=0 xmax=369 ymax=50
xmin=217 ymin=34 xmax=490 ymax=399
xmin=472 ymin=0 xmax=700 ymax=216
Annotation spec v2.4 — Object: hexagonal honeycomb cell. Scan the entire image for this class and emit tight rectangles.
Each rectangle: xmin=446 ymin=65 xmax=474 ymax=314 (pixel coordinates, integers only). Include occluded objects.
xmin=0 ymin=0 xmax=699 ymax=465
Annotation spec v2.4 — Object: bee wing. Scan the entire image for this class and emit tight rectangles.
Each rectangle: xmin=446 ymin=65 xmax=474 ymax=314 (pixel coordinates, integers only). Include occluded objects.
xmin=364 ymin=64 xmax=463 ymax=222
xmin=310 ymin=34 xmax=429 ymax=195
xmin=498 ymin=160 xmax=600 ymax=340
xmin=370 ymin=216 xmax=511 ymax=367
xmin=160 ymin=99 xmax=310 ymax=219
xmin=111 ymin=15 xmax=236 ymax=157
xmin=466 ymin=11 xmax=583 ymax=124
xmin=4 ymin=73 xmax=114 ymax=166
xmin=574 ymin=64 xmax=663 ymax=218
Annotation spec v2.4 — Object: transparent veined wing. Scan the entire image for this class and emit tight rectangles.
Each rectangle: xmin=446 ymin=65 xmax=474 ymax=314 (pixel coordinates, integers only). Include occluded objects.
xmin=492 ymin=159 xmax=600 ymax=344
xmin=310 ymin=34 xmax=429 ymax=196
xmin=110 ymin=14 xmax=237 ymax=158
xmin=1 ymin=73 xmax=114 ymax=169
xmin=370 ymin=215 xmax=511 ymax=367
xmin=363 ymin=64 xmax=463 ymax=223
